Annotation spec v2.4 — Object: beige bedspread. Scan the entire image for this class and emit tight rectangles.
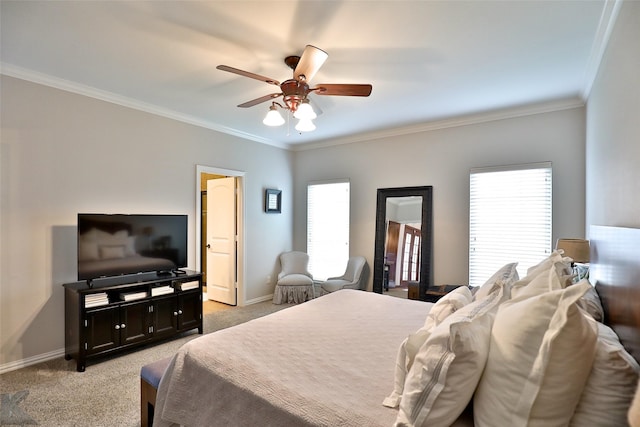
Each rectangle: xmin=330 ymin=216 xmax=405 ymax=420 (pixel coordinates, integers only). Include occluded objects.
xmin=154 ymin=289 xmax=432 ymax=427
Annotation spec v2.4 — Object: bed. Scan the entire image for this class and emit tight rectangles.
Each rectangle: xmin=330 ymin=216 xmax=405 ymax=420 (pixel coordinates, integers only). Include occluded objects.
xmin=154 ymin=225 xmax=640 ymax=427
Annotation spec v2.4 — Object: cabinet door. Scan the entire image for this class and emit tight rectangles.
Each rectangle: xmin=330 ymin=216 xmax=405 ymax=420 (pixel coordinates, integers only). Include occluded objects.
xmin=120 ymin=301 xmax=152 ymax=346
xmin=152 ymin=295 xmax=179 ymax=338
xmin=86 ymin=307 xmax=120 ymax=354
xmin=178 ymin=291 xmax=202 ymax=331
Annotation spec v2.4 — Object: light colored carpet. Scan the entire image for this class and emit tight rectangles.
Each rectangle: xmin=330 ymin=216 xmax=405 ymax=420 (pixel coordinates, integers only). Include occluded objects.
xmin=384 ymin=287 xmax=409 ymax=299
xmin=0 ymin=299 xmax=291 ymax=427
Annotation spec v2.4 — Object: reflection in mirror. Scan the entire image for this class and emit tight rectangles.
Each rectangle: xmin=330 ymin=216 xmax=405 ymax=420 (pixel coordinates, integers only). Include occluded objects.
xmin=373 ymin=187 xmax=433 ymax=300
xmin=384 ymin=197 xmax=422 ymax=297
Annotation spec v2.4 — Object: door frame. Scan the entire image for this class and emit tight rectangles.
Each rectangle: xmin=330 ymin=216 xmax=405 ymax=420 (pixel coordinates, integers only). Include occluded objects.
xmin=195 ymin=165 xmax=245 ymax=306
xmin=400 ymin=224 xmax=421 ymax=285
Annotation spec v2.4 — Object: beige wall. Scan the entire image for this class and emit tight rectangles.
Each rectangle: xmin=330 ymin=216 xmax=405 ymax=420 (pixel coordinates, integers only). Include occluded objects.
xmin=293 ymin=107 xmax=587 ymax=288
xmin=3 ymin=1 xmax=636 ymax=371
xmin=0 ymin=76 xmax=294 ymax=370
xmin=586 ymin=0 xmax=640 ymax=230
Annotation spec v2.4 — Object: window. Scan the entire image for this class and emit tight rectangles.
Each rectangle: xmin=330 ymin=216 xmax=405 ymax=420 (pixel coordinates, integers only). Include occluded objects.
xmin=307 ymin=180 xmax=350 ymax=281
xmin=469 ymin=162 xmax=552 ymax=287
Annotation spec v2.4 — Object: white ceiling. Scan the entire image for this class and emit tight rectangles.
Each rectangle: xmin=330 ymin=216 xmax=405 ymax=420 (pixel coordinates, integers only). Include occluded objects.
xmin=1 ymin=1 xmax=618 ymax=150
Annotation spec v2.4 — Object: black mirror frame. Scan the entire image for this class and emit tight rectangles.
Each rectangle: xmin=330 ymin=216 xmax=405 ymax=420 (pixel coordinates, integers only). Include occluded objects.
xmin=372 ymin=186 xmax=433 ymax=300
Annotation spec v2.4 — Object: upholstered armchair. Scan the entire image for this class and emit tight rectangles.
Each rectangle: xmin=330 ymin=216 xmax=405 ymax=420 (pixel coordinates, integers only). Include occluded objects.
xmin=321 ymin=256 xmax=369 ymax=295
xmin=273 ymin=251 xmax=315 ymax=304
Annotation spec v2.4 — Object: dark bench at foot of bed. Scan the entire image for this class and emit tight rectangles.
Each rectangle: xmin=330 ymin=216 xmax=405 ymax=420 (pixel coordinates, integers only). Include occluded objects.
xmin=141 ymin=357 xmax=172 ymax=427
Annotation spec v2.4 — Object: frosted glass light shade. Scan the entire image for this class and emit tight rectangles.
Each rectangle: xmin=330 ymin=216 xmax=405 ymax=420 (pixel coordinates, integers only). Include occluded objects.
xmin=295 ymin=118 xmax=316 ymax=132
xmin=293 ymin=102 xmax=317 ymax=120
xmin=263 ymin=109 xmax=285 ymax=126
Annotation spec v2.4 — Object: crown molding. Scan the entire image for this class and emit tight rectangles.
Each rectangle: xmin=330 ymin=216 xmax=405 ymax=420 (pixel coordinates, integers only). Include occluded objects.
xmin=293 ymin=96 xmax=585 ymax=152
xmin=581 ymin=0 xmax=623 ymax=99
xmin=0 ymin=63 xmax=288 ymax=150
xmin=2 ymin=63 xmax=585 ymax=153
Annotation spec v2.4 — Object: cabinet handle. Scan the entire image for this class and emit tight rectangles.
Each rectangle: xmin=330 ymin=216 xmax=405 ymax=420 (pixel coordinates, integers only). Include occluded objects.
xmin=173 ymin=311 xmax=178 ymax=316
xmin=121 ymin=323 xmax=126 ymax=329
xmin=115 ymin=325 xmax=120 ymax=330
xmin=178 ymin=310 xmax=183 ymax=315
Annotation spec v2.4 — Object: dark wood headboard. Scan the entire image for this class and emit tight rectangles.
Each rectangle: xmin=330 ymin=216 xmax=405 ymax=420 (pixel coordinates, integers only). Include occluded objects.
xmin=590 ymin=225 xmax=640 ymax=363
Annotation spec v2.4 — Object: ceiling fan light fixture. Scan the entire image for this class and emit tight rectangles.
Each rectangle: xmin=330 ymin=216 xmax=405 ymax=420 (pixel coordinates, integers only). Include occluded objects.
xmin=263 ymin=105 xmax=285 ymax=126
xmin=295 ymin=118 xmax=316 ymax=132
xmin=293 ymin=100 xmax=316 ymax=120
xmin=217 ymin=44 xmax=372 ymax=135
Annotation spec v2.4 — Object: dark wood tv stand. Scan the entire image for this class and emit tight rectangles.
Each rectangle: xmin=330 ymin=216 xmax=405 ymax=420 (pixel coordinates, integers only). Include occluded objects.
xmin=63 ymin=270 xmax=203 ymax=372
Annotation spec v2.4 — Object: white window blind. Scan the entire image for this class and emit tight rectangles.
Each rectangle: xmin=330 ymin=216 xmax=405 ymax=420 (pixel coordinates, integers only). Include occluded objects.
xmin=469 ymin=163 xmax=552 ymax=287
xmin=307 ymin=180 xmax=350 ymax=281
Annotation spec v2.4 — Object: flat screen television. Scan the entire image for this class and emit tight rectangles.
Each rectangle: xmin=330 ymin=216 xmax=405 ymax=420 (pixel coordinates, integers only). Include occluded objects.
xmin=77 ymin=213 xmax=188 ymax=281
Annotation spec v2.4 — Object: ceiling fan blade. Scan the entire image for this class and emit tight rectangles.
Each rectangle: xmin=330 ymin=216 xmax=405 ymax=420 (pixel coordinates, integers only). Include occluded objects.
xmin=217 ymin=65 xmax=280 ymax=86
xmin=237 ymin=93 xmax=282 ymax=108
xmin=293 ymin=45 xmax=328 ymax=83
xmin=313 ymin=84 xmax=373 ymax=97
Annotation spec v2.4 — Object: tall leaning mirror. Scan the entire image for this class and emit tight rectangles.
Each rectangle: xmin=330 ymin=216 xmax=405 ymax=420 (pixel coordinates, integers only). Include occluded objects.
xmin=373 ymin=186 xmax=433 ymax=300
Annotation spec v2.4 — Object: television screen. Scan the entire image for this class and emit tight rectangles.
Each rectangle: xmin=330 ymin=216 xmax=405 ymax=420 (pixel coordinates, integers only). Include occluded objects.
xmin=77 ymin=213 xmax=188 ymax=280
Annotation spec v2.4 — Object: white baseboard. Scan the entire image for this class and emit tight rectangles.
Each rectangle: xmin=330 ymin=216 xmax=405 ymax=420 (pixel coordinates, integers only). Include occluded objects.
xmin=244 ymin=294 xmax=274 ymax=305
xmin=1 ymin=295 xmax=276 ymax=374
xmin=0 ymin=348 xmax=65 ymax=375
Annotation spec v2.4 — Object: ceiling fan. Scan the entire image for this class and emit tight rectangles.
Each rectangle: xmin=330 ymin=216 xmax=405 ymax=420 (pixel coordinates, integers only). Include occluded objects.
xmin=216 ymin=45 xmax=372 ymax=131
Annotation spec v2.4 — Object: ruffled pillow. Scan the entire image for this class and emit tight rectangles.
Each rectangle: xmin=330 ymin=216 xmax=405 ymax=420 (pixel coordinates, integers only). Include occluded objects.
xmin=473 ymin=262 xmax=519 ymax=301
xmin=394 ymin=286 xmax=506 ymax=426
xmin=383 ymin=286 xmax=472 ymax=408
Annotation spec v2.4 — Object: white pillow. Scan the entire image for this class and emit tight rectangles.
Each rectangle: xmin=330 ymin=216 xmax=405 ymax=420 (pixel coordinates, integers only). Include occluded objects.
xmin=525 ymin=250 xmax=566 ymax=277
xmin=423 ymin=286 xmax=473 ymax=330
xmin=383 ymin=286 xmax=473 ymax=408
xmin=509 ymin=252 xmax=570 ymax=297
xmin=100 ymin=245 xmax=126 ymax=260
xmin=124 ymin=235 xmax=137 ymax=256
xmin=629 ymin=381 xmax=640 ymax=427
xmin=93 ymin=229 xmax=137 ymax=256
xmin=78 ymin=241 xmax=99 ymax=261
xmin=474 ymin=281 xmax=597 ymax=427
xmin=79 ymin=227 xmax=98 ymax=242
xmin=473 ymin=262 xmax=519 ymax=301
xmin=577 ymin=279 xmax=604 ymax=322
xmin=570 ymin=322 xmax=640 ymax=426
xmin=395 ymin=287 xmax=505 ymax=426
xmin=510 ymin=261 xmax=570 ymax=300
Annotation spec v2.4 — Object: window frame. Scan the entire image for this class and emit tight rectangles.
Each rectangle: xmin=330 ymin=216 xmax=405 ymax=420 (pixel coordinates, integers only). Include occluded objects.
xmin=306 ymin=179 xmax=351 ymax=281
xmin=469 ymin=162 xmax=552 ymax=287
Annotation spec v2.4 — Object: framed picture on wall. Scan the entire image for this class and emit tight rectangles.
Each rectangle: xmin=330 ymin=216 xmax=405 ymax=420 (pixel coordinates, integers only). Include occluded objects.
xmin=265 ymin=189 xmax=282 ymax=213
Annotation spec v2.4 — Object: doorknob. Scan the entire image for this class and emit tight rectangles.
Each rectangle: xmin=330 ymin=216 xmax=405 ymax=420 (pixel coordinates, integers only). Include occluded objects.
xmin=206 ymin=244 xmax=211 ymax=249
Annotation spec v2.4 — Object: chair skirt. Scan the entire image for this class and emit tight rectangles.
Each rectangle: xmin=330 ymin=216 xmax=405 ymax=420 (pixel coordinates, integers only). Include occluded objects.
xmin=273 ymin=283 xmax=314 ymax=304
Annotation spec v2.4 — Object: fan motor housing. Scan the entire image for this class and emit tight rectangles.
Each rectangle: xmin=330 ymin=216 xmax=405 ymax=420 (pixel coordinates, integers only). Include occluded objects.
xmin=281 ymin=79 xmax=309 ymax=112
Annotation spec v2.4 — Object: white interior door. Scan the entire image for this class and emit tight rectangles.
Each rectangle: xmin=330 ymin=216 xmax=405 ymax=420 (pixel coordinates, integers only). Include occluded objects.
xmin=206 ymin=177 xmax=237 ymax=305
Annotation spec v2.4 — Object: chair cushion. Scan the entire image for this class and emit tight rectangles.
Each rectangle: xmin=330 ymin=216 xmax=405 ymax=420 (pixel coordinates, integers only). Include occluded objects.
xmin=140 ymin=357 xmax=172 ymax=388
xmin=321 ymin=279 xmax=350 ymax=292
xmin=279 ymin=251 xmax=311 ymax=279
xmin=277 ymin=274 xmax=313 ymax=286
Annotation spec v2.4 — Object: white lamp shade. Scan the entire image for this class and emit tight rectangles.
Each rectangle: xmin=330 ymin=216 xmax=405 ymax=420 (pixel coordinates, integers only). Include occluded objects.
xmin=293 ymin=102 xmax=316 ymax=120
xmin=295 ymin=118 xmax=316 ymax=132
xmin=263 ymin=109 xmax=285 ymax=126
